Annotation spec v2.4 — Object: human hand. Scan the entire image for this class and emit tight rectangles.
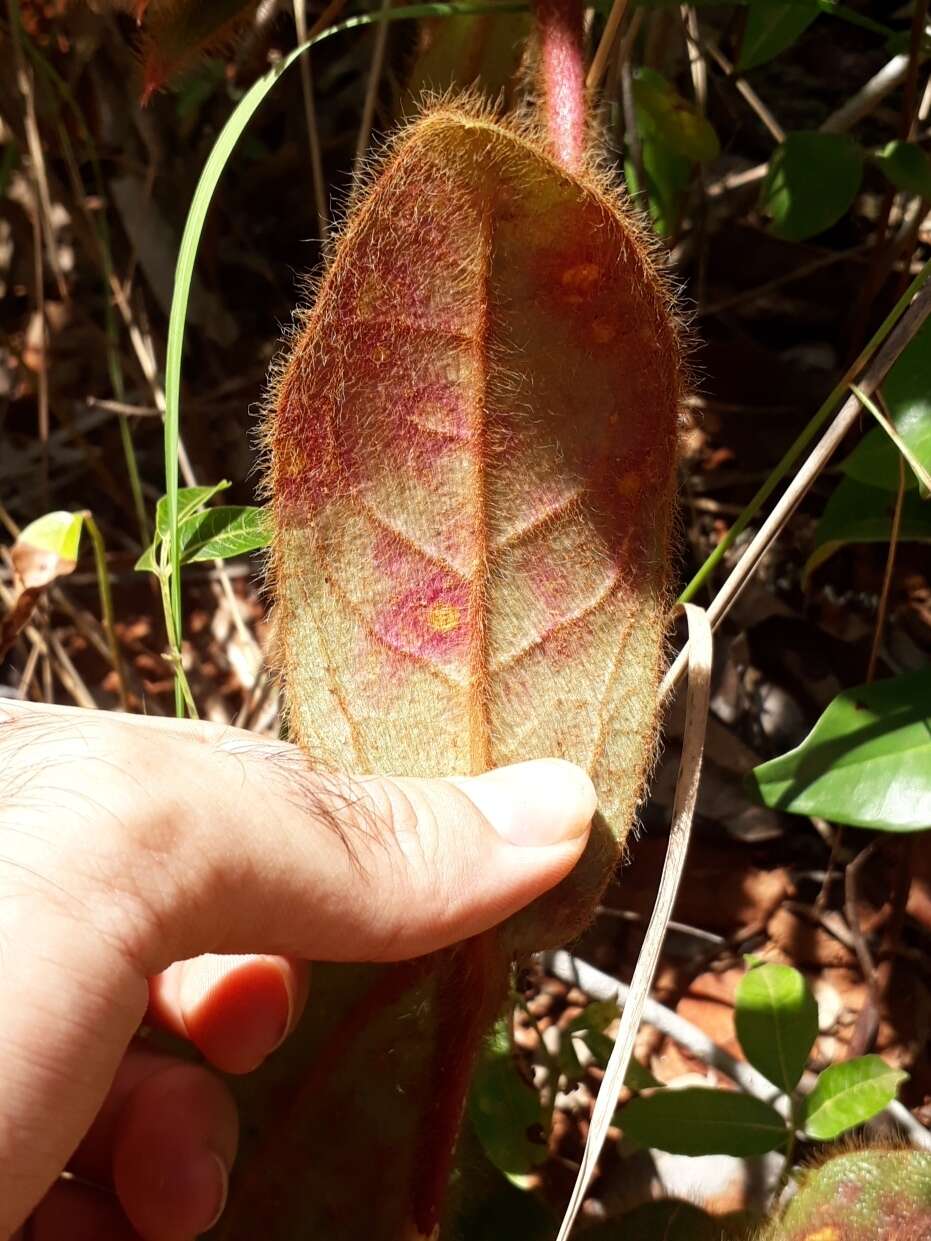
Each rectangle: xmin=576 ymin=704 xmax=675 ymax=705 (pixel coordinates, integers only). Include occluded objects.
xmin=0 ymin=702 xmax=594 ymax=1240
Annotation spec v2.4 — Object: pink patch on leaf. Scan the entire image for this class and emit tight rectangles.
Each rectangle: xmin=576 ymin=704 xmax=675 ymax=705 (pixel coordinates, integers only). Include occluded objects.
xmin=374 ymin=569 xmax=471 ymax=665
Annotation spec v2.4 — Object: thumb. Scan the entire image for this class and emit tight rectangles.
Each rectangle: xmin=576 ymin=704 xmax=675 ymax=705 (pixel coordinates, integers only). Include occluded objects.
xmin=136 ymin=723 xmax=597 ymax=967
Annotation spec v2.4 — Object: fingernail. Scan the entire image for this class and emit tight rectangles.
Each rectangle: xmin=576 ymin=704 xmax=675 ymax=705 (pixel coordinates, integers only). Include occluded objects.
xmin=181 ymin=954 xmax=294 ymax=1075
xmin=199 ymin=1150 xmax=229 ymax=1233
xmin=458 ymin=759 xmax=596 ymax=847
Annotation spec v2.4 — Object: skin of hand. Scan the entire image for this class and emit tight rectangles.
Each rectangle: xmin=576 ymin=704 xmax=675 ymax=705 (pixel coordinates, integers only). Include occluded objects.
xmin=0 ymin=701 xmax=595 ymax=1241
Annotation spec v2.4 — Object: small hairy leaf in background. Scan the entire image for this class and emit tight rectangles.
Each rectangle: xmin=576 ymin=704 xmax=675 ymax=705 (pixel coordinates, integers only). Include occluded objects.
xmin=735 ymin=961 xmax=817 ymax=1093
xmin=760 ymin=132 xmax=863 ymax=241
xmin=802 ymin=1055 xmax=909 ymax=1140
xmin=619 ymin=1087 xmax=788 ymax=1156
xmin=737 ymin=0 xmax=818 ymax=72
xmin=136 ymin=0 xmax=262 ymax=103
xmin=748 ymin=667 xmax=931 ymax=831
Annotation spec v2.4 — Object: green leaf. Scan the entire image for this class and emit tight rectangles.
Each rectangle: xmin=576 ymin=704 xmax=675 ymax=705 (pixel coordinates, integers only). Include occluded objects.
xmin=872 ymin=140 xmax=931 ymax=200
xmin=633 ymin=68 xmax=720 ymax=162
xmin=468 ymin=1021 xmax=548 ymax=1177
xmin=176 ymin=505 xmax=271 ymax=564
xmin=626 ymin=141 xmax=693 ymax=237
xmin=627 ymin=68 xmax=718 ymax=236
xmin=805 ymin=475 xmax=931 ymax=578
xmin=619 ymin=1088 xmax=788 ymax=1156
xmin=134 ymin=544 xmax=159 ymax=574
xmin=155 ymin=481 xmax=231 ymax=539
xmin=760 ymin=132 xmax=863 ymax=241
xmin=843 ymin=318 xmax=931 ymax=492
xmin=565 ymin=999 xmax=619 ymax=1036
xmin=748 ymin=667 xmax=931 ymax=832
xmin=738 ymin=2 xmax=818 ymax=72
xmin=623 ymin=1057 xmax=663 ymax=1092
xmin=735 ymin=962 xmax=818 ymax=1092
xmin=16 ymin=511 xmax=85 ymax=565
xmin=803 ymin=1055 xmax=908 ymax=1140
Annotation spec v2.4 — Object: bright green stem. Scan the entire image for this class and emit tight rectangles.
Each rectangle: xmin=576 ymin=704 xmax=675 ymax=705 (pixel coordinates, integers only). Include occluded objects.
xmin=679 ymin=254 xmax=931 ymax=604
xmin=156 ymin=553 xmax=198 ymax=719
xmin=82 ymin=513 xmax=130 ymax=710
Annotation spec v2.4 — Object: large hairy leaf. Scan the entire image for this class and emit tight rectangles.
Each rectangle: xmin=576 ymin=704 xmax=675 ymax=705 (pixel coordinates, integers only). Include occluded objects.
xmin=760 ymin=1150 xmax=931 ymax=1240
xmin=271 ymin=106 xmax=680 ymax=872
xmin=221 ymin=105 xmax=681 ymax=1241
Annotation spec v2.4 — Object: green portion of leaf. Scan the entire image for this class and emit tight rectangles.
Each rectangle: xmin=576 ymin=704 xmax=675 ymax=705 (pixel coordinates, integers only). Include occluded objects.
xmin=844 ymin=317 xmax=931 ymax=492
xmin=620 ymin=1088 xmax=788 ymax=1156
xmin=155 ymin=481 xmax=231 ymax=539
xmin=134 ymin=544 xmax=159 ymax=574
xmin=850 ymin=384 xmax=931 ymax=494
xmin=735 ymin=962 xmax=817 ymax=1092
xmin=748 ymin=667 xmax=931 ymax=832
xmin=627 ymin=67 xmax=718 ymax=235
xmin=623 ymin=1057 xmax=663 ymax=1092
xmin=467 ymin=1022 xmax=548 ymax=1177
xmin=803 ymin=1055 xmax=908 ymax=1140
xmin=565 ymin=999 xmax=619 ymax=1036
xmin=556 ymin=997 xmax=660 ymax=1088
xmin=17 ymin=511 xmax=85 ymax=564
xmin=760 ymin=132 xmax=863 ymax=241
xmin=872 ymin=140 xmax=931 ymax=199
xmin=738 ymin=1 xmax=818 ymax=72
xmin=626 ymin=143 xmax=692 ymax=237
xmin=805 ymin=475 xmax=931 ymax=578
xmin=633 ymin=68 xmax=720 ymax=162
xmin=176 ymin=505 xmax=271 ymax=564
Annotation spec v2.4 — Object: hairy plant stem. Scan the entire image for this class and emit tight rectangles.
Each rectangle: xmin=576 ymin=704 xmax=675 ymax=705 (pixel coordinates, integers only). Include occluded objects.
xmin=534 ymin=0 xmax=586 ymax=171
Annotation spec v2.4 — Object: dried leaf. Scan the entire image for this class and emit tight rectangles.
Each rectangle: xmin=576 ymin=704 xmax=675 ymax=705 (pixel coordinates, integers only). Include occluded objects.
xmin=1 ymin=511 xmax=84 ymax=659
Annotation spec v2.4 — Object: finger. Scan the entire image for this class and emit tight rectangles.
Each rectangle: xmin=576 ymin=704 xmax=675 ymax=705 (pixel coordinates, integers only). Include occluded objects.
xmin=148 ymin=954 xmax=310 ymax=1074
xmin=67 ymin=1045 xmax=237 ymax=1197
xmin=111 ymin=1063 xmax=236 ymax=1241
xmin=0 ymin=704 xmax=593 ymax=1231
xmin=28 ymin=1178 xmax=140 ymax=1241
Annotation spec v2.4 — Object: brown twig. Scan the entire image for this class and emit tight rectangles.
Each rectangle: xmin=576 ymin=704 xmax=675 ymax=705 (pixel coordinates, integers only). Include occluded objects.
xmin=866 ymin=445 xmax=907 ymax=683
xmin=845 ymin=839 xmax=881 ymax=1058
